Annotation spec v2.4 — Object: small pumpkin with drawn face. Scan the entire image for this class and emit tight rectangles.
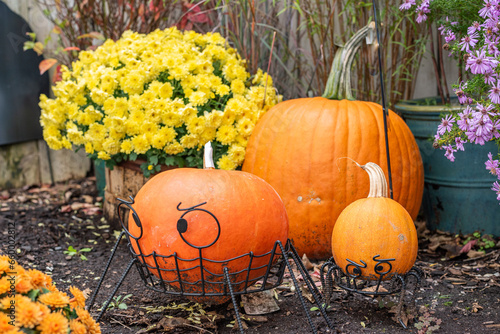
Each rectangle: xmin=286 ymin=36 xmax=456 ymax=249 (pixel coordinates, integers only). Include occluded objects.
xmin=127 ymin=142 xmax=289 ymax=303
xmin=331 ymin=162 xmax=418 ymax=281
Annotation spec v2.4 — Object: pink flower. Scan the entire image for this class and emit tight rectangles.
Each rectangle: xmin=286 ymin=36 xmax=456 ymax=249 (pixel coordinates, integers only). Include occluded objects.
xmin=485 ymin=152 xmax=500 ymax=176
xmin=399 ymin=0 xmax=416 ymax=11
xmin=459 ymin=32 xmax=479 ymax=52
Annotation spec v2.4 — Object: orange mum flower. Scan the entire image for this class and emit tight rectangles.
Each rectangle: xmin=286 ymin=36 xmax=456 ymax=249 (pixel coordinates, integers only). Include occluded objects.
xmin=0 ymin=312 xmax=15 ymax=331
xmin=69 ymin=319 xmax=87 ymax=334
xmin=0 ymin=276 xmax=11 ymax=295
xmin=76 ymin=307 xmax=101 ymax=334
xmin=36 ymin=312 xmax=68 ymax=334
xmin=69 ymin=286 xmax=86 ymax=309
xmin=38 ymin=291 xmax=70 ymax=309
xmin=4 ymin=329 xmax=24 ymax=334
xmin=15 ymin=274 xmax=34 ymax=294
xmin=0 ymin=295 xmax=32 ymax=310
xmin=0 ymin=258 xmax=11 ymax=275
xmin=26 ymin=269 xmax=53 ymax=290
xmin=15 ymin=299 xmax=44 ymax=328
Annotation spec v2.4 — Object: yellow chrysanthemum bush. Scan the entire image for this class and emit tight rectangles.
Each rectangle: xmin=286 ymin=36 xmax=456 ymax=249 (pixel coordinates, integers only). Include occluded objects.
xmin=0 ymin=255 xmax=100 ymax=334
xmin=39 ymin=27 xmax=281 ymax=176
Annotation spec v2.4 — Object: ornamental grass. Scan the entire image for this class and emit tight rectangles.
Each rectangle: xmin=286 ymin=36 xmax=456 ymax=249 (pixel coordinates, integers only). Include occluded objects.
xmin=0 ymin=255 xmax=100 ymax=334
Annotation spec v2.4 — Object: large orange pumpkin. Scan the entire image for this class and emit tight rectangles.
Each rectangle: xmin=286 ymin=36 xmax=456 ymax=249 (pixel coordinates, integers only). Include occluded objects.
xmin=242 ymin=23 xmax=423 ymax=260
xmin=331 ymin=162 xmax=418 ymax=280
xmin=128 ymin=143 xmax=288 ymax=303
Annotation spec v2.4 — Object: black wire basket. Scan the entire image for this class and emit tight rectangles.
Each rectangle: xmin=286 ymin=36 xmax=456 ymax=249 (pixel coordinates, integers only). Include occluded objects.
xmin=87 ymin=196 xmax=334 ymax=333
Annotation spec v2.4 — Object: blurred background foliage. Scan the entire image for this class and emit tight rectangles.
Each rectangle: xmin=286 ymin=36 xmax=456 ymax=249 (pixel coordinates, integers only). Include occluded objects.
xmin=34 ymin=0 xmax=429 ymax=107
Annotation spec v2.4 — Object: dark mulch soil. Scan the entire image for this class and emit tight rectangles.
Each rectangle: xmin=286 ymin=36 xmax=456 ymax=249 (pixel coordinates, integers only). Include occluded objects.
xmin=1 ymin=177 xmax=500 ymax=333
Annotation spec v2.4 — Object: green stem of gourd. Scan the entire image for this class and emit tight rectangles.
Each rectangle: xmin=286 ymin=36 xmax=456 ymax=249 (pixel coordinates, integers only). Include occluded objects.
xmin=322 ymin=22 xmax=376 ymax=100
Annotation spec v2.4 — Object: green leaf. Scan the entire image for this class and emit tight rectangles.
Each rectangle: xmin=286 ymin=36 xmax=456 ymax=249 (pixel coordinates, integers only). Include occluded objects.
xmin=118 ymin=303 xmax=128 ymax=310
xmin=149 ymin=155 xmax=158 ymax=165
xmin=67 ymin=246 xmax=77 ymax=252
xmin=79 ymin=248 xmax=92 ymax=252
xmin=130 ymin=152 xmax=138 ymax=161
xmin=28 ymin=289 xmax=40 ymax=301
xmin=80 ymin=254 xmax=88 ymax=261
xmin=164 ymin=156 xmax=175 ymax=166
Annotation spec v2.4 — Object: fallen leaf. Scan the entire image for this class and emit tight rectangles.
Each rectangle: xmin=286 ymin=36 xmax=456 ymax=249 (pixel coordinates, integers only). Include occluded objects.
xmin=471 ymin=302 xmax=483 ymax=313
xmin=460 ymin=239 xmax=477 ymax=253
xmin=301 ymin=253 xmax=314 ymax=271
xmin=241 ymin=290 xmax=280 ymax=315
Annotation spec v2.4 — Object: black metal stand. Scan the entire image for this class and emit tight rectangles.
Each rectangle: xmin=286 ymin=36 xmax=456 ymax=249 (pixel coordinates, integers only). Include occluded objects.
xmin=320 ymin=257 xmax=422 ymax=328
xmin=87 ymin=197 xmax=334 ymax=333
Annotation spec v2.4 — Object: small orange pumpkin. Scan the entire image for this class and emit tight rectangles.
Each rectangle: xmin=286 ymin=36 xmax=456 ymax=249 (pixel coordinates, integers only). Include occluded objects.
xmin=242 ymin=23 xmax=423 ymax=260
xmin=128 ymin=143 xmax=289 ymax=303
xmin=331 ymin=162 xmax=418 ymax=281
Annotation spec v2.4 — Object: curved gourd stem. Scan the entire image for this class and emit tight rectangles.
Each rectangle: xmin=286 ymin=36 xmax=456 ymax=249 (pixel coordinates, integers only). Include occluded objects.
xmin=352 ymin=161 xmax=388 ymax=198
xmin=203 ymin=142 xmax=215 ymax=170
xmin=322 ymin=22 xmax=376 ymax=100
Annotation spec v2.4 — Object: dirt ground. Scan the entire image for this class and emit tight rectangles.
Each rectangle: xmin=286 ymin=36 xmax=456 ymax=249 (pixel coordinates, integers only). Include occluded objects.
xmin=1 ymin=176 xmax=500 ymax=333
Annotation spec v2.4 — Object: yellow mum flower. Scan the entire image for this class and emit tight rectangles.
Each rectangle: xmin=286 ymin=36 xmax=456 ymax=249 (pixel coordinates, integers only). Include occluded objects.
xmin=97 ymin=151 xmax=111 ymax=160
xmin=227 ymin=145 xmax=246 ymax=165
xmin=217 ymin=155 xmax=237 ymax=170
xmin=186 ymin=116 xmax=206 ymax=135
xmin=36 ymin=312 xmax=68 ymax=334
xmin=236 ymin=118 xmax=255 ymax=137
xmin=131 ymin=134 xmax=150 ymax=154
xmin=38 ymin=291 xmax=70 ymax=309
xmin=120 ymin=140 xmax=133 ymax=154
xmin=159 ymin=82 xmax=173 ymax=99
xmin=216 ymin=125 xmax=237 ymax=145
xmin=164 ymin=141 xmax=185 ymax=155
xmin=180 ymin=134 xmax=199 ymax=149
xmin=189 ymin=91 xmax=208 ymax=106
xmin=230 ymin=79 xmax=246 ymax=95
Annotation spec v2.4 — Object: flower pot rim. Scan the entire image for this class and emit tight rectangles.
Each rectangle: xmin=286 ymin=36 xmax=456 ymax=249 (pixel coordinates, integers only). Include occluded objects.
xmin=395 ymin=96 xmax=463 ymax=114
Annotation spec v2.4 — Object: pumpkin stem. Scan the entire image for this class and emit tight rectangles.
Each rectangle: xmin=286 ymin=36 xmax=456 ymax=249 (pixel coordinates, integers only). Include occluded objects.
xmin=322 ymin=22 xmax=376 ymax=100
xmin=359 ymin=162 xmax=388 ymax=198
xmin=203 ymin=142 xmax=215 ymax=169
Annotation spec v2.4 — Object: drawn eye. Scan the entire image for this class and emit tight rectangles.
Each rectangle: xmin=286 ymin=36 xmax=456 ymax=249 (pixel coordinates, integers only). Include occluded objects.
xmin=176 ymin=202 xmax=221 ymax=250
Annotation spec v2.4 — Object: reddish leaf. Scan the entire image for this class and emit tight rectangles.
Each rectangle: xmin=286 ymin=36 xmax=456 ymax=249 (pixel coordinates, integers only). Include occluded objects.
xmin=52 ymin=26 xmax=63 ymax=34
xmin=39 ymin=58 xmax=58 ymax=75
xmin=460 ymin=239 xmax=477 ymax=253
xmin=63 ymin=46 xmax=80 ymax=51
xmin=52 ymin=65 xmax=62 ymax=83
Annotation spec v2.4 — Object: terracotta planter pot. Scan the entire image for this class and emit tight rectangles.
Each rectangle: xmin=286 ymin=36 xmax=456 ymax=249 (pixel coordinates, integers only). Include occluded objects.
xmin=103 ymin=160 xmax=176 ymax=229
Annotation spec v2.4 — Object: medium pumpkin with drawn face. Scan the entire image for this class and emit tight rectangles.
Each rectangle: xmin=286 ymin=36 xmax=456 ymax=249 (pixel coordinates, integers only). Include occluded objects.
xmin=127 ymin=143 xmax=289 ymax=303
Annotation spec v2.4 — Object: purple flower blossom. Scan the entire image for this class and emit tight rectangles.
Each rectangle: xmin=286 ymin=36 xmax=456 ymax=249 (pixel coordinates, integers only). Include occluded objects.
xmin=437 ymin=114 xmax=455 ymax=135
xmin=468 ymin=21 xmax=482 ymax=35
xmin=467 ymin=117 xmax=494 ymax=145
xmin=399 ymin=0 xmax=416 ymax=11
xmin=489 ymin=79 xmax=500 ymax=104
xmin=492 ymin=181 xmax=500 ymax=201
xmin=415 ymin=0 xmax=431 ymax=23
xmin=445 ymin=31 xmax=456 ymax=43
xmin=475 ymin=103 xmax=498 ymax=120
xmin=466 ymin=49 xmax=497 ymax=74
xmin=455 ymin=137 xmax=466 ymax=151
xmin=485 ymin=152 xmax=500 ymax=176
xmin=479 ymin=0 xmax=495 ymax=18
xmin=484 ymin=72 xmax=497 ymax=85
xmin=457 ymin=106 xmax=473 ymax=131
xmin=454 ymin=82 xmax=468 ymax=104
xmin=459 ymin=32 xmax=479 ymax=52
xmin=444 ymin=145 xmax=457 ymax=162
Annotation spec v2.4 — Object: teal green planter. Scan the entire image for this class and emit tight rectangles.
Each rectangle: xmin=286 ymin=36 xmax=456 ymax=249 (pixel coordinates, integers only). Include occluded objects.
xmin=396 ymin=97 xmax=500 ymax=237
xmin=94 ymin=159 xmax=106 ymax=198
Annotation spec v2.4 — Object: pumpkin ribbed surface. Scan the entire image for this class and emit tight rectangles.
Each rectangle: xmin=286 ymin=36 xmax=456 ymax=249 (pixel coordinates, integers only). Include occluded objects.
xmin=128 ymin=168 xmax=289 ymax=302
xmin=331 ymin=197 xmax=418 ymax=280
xmin=242 ymin=97 xmax=423 ymax=259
